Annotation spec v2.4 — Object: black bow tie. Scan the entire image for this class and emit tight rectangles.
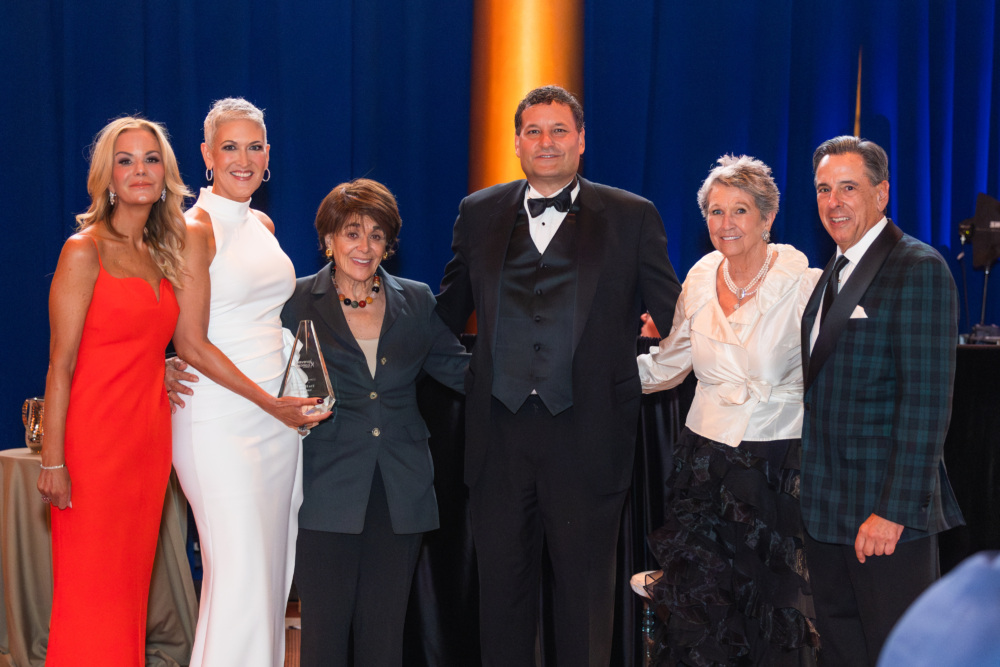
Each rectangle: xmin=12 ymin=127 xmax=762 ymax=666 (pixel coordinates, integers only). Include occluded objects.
xmin=527 ymin=185 xmax=574 ymax=217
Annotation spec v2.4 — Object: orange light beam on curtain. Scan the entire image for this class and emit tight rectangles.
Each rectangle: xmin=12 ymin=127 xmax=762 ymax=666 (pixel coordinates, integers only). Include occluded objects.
xmin=854 ymin=47 xmax=863 ymax=137
xmin=468 ymin=0 xmax=583 ymax=194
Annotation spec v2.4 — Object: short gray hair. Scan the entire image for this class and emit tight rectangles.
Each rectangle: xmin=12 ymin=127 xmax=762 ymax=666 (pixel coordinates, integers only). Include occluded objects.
xmin=696 ymin=154 xmax=779 ymax=220
xmin=203 ymin=97 xmax=266 ymax=148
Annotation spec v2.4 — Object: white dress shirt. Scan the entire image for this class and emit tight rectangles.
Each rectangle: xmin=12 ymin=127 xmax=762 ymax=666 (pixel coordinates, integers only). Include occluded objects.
xmin=808 ymin=216 xmax=888 ymax=351
xmin=637 ymin=245 xmax=822 ymax=446
xmin=523 ymin=179 xmax=580 ymax=254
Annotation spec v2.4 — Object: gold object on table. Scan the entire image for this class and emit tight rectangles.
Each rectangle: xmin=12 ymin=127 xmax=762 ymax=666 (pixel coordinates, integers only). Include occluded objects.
xmin=21 ymin=397 xmax=44 ymax=453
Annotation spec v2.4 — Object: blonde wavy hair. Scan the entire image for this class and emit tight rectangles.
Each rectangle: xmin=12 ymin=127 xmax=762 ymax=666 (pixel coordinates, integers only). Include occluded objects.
xmin=76 ymin=117 xmax=190 ymax=285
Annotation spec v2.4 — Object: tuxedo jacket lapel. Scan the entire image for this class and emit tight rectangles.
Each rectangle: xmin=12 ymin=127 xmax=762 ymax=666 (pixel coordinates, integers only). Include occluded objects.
xmin=805 ymin=221 xmax=903 ymax=389
xmin=572 ymin=177 xmax=607 ymax=352
xmin=481 ymin=183 xmax=528 ymax=356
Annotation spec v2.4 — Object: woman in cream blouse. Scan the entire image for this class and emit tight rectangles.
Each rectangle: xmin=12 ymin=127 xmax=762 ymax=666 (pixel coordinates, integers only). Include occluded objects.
xmin=638 ymin=155 xmax=822 ymax=666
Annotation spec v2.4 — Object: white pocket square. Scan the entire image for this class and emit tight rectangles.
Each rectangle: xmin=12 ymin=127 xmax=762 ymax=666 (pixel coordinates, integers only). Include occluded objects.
xmin=850 ymin=305 xmax=867 ymax=319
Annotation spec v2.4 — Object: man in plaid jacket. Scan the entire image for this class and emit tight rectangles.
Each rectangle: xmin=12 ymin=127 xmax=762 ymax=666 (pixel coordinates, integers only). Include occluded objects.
xmin=799 ymin=135 xmax=964 ymax=666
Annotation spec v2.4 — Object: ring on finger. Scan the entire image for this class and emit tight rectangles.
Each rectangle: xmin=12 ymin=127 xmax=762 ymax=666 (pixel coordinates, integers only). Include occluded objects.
xmin=40 ymin=496 xmax=51 ymax=503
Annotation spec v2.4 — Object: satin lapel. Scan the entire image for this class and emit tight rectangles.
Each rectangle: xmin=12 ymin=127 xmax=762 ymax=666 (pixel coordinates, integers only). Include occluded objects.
xmin=572 ymin=177 xmax=607 ymax=351
xmin=311 ymin=262 xmax=364 ymax=357
xmin=801 ymin=256 xmax=835 ymax=389
xmin=806 ymin=221 xmax=903 ymax=387
xmin=483 ymin=182 xmax=528 ymax=355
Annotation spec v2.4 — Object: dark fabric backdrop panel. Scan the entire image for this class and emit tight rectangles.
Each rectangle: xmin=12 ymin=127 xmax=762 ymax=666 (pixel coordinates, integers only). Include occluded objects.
xmin=0 ymin=1 xmax=473 ymax=450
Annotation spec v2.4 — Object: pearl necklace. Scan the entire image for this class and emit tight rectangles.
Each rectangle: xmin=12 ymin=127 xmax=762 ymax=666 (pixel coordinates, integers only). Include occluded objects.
xmin=333 ymin=272 xmax=381 ymax=308
xmin=722 ymin=245 xmax=773 ymax=310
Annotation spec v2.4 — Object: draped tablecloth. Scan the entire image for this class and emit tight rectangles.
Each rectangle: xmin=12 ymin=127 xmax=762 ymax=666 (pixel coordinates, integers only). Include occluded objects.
xmin=0 ymin=448 xmax=197 ymax=667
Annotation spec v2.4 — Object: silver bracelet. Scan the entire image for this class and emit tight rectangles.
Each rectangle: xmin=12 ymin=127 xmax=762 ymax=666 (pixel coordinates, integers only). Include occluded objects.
xmin=39 ymin=463 xmax=65 ymax=470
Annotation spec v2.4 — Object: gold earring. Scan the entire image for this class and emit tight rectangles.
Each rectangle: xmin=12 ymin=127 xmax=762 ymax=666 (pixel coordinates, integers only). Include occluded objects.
xmin=325 ymin=248 xmax=333 ymax=259
xmin=383 ymin=252 xmax=388 ymax=260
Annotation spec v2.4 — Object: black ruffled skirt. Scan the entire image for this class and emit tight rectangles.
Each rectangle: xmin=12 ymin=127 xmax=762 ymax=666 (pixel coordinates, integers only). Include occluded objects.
xmin=644 ymin=428 xmax=820 ymax=666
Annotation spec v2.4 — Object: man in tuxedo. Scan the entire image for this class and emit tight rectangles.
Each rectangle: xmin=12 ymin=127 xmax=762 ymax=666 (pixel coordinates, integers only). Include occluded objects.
xmin=436 ymin=85 xmax=680 ymax=666
xmin=799 ymin=135 xmax=964 ymax=665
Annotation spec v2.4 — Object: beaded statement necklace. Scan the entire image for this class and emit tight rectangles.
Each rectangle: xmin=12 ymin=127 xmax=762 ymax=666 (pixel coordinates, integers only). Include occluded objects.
xmin=333 ymin=272 xmax=381 ymax=308
xmin=722 ymin=245 xmax=773 ymax=310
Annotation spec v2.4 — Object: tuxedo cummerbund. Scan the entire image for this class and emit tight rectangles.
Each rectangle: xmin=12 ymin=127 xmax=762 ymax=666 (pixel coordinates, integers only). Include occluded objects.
xmin=492 ymin=210 xmax=578 ymax=415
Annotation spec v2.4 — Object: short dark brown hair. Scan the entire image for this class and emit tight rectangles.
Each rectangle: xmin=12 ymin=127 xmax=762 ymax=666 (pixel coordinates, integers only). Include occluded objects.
xmin=514 ymin=85 xmax=585 ymax=134
xmin=315 ymin=178 xmax=402 ymax=258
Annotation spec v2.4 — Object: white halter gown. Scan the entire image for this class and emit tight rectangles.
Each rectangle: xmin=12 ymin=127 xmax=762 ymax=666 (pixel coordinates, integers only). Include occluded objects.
xmin=172 ymin=187 xmax=302 ymax=666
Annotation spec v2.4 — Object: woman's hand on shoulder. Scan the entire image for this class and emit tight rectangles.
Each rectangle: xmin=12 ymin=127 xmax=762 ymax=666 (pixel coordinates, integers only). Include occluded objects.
xmin=37 ymin=468 xmax=72 ymax=510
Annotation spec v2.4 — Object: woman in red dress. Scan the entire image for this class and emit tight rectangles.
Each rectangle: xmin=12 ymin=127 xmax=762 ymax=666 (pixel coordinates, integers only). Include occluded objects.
xmin=36 ymin=117 xmax=189 ymax=666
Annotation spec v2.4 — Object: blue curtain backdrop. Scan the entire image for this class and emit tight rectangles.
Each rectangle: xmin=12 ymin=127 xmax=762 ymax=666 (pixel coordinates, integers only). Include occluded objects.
xmin=0 ymin=0 xmax=474 ymax=448
xmin=2 ymin=0 xmax=999 ymax=450
xmin=584 ymin=0 xmax=1000 ymax=328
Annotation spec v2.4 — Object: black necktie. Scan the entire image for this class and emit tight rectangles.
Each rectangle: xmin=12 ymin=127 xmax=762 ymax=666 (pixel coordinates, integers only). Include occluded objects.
xmin=820 ymin=255 xmax=850 ymax=325
xmin=526 ymin=184 xmax=574 ymax=217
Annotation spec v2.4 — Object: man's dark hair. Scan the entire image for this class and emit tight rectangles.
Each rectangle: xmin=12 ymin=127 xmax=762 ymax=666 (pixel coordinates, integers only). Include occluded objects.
xmin=514 ymin=85 xmax=585 ymax=134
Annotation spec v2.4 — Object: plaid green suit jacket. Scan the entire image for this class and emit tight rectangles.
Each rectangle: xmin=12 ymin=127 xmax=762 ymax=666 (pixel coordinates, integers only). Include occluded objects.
xmin=800 ymin=221 xmax=964 ymax=545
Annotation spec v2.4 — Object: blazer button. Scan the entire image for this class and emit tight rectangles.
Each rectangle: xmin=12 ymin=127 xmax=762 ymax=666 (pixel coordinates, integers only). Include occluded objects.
xmin=533 ymin=343 xmax=541 ymax=351
xmin=371 ymin=427 xmax=381 ymax=437
xmin=535 ymin=289 xmax=543 ymax=295
xmin=381 ymin=357 xmax=387 ymax=365
xmin=369 ymin=391 xmax=378 ymax=400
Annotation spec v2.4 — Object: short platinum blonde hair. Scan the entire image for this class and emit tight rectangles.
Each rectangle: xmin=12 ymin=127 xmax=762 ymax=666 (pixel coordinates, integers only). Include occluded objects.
xmin=203 ymin=97 xmax=266 ymax=148
xmin=696 ymin=154 xmax=780 ymax=220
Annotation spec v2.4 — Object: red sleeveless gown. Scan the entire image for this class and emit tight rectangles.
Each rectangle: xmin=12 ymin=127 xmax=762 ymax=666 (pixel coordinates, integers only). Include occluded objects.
xmin=46 ymin=257 xmax=178 ymax=665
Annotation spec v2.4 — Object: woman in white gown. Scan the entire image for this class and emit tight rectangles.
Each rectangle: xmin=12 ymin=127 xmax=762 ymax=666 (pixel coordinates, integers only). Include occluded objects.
xmin=171 ymin=98 xmax=328 ymax=666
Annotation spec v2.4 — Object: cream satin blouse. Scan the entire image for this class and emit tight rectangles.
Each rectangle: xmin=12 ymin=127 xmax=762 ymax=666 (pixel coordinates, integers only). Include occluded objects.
xmin=637 ymin=244 xmax=822 ymax=447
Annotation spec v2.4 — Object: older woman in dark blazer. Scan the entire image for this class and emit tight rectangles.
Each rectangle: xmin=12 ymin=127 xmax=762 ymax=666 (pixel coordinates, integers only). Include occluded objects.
xmin=282 ymin=178 xmax=468 ymax=667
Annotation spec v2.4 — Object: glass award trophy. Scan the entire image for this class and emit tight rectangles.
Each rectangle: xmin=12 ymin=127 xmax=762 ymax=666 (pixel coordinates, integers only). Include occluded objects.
xmin=278 ymin=320 xmax=335 ymax=416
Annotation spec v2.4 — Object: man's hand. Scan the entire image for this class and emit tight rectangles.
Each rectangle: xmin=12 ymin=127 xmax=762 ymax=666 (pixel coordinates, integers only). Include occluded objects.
xmin=166 ymin=357 xmax=199 ymax=413
xmin=855 ymin=513 xmax=904 ymax=563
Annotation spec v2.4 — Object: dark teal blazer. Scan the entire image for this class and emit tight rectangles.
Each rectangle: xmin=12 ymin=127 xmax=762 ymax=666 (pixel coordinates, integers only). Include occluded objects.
xmin=800 ymin=221 xmax=964 ymax=544
xmin=282 ymin=265 xmax=468 ymax=535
